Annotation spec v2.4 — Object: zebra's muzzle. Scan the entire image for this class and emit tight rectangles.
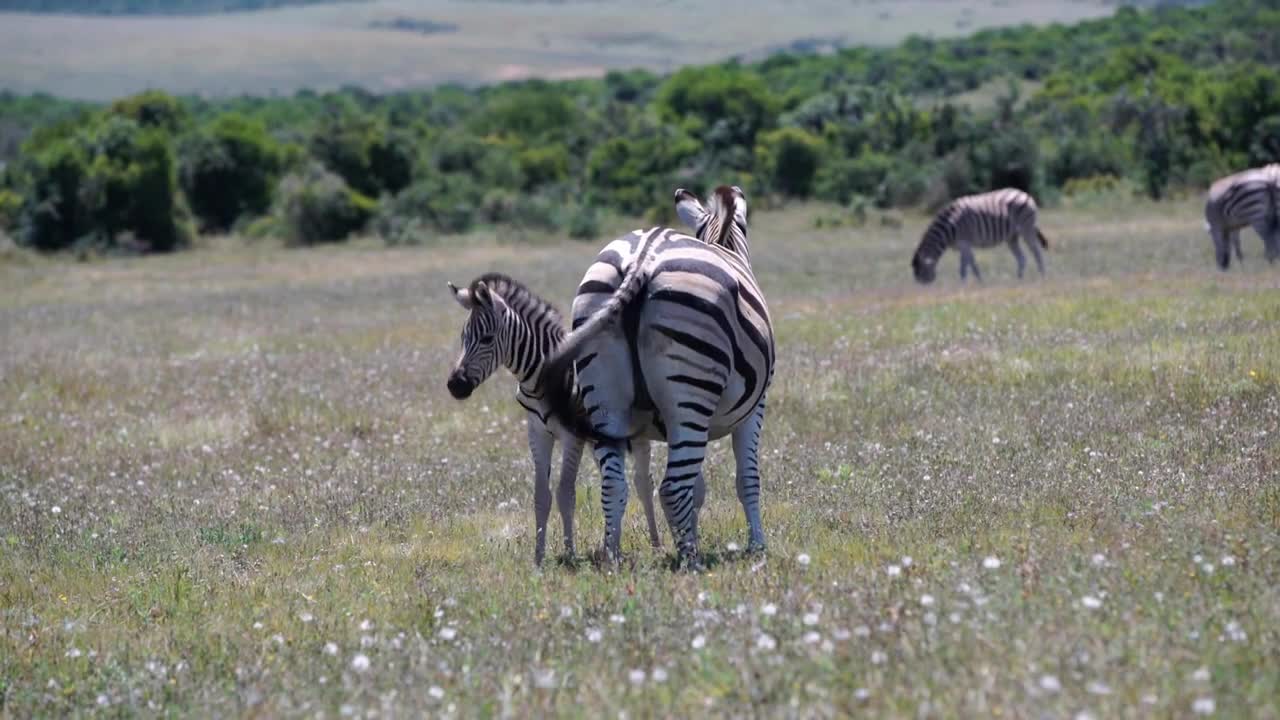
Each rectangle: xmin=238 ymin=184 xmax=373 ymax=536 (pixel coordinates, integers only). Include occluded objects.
xmin=447 ymin=372 xmax=475 ymax=400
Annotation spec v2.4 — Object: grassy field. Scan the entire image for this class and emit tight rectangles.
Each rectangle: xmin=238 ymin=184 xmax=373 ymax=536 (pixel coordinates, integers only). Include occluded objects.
xmin=2 ymin=198 xmax=1279 ymax=716
xmin=0 ymin=0 xmax=1122 ymax=99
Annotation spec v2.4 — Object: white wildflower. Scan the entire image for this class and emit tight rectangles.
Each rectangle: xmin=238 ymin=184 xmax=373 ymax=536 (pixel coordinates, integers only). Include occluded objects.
xmin=920 ymin=594 xmax=935 ymax=607
xmin=298 ymin=612 xmax=314 ymax=624
xmin=1192 ymin=697 xmax=1215 ymax=715
xmin=871 ymin=650 xmax=887 ymax=665
xmin=439 ymin=627 xmax=457 ymax=641
xmin=982 ymin=556 xmax=1001 ymax=569
xmin=901 ymin=556 xmax=913 ymax=567
xmin=756 ymin=633 xmax=777 ymax=651
xmin=1192 ymin=667 xmax=1210 ymax=682
xmin=428 ymin=686 xmax=445 ymax=700
xmin=1091 ymin=553 xmax=1106 ymax=567
xmin=761 ymin=603 xmax=777 ymax=616
xmin=350 ymin=654 xmax=371 ymax=672
xmin=652 ymin=667 xmax=668 ymax=683
xmin=51 ymin=505 xmax=62 ymax=515
xmin=610 ymin=614 xmax=626 ymax=625
xmin=803 ymin=612 xmax=820 ymax=626
xmin=1039 ymin=675 xmax=1061 ymax=693
xmin=691 ymin=634 xmax=706 ymax=650
xmin=726 ymin=542 xmax=741 ymax=552
xmin=1224 ymin=620 xmax=1247 ymax=643
xmin=323 ymin=642 xmax=339 ymax=656
xmin=628 ymin=669 xmax=646 ymax=685
xmin=1220 ymin=555 xmax=1236 ymax=567
xmin=886 ymin=564 xmax=902 ymax=577
xmin=854 ymin=688 xmax=871 ymax=701
xmin=803 ymin=631 xmax=821 ymax=645
xmin=560 ymin=606 xmax=573 ymax=619
xmin=1086 ymin=681 xmax=1111 ymax=696
xmin=796 ymin=553 xmax=811 ymax=566
xmin=1081 ymin=595 xmax=1103 ymax=609
xmin=585 ymin=628 xmax=602 ymax=643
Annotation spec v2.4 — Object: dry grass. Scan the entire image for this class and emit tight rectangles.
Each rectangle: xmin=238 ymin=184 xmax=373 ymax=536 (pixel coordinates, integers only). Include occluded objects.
xmin=1 ymin=199 xmax=1279 ymax=717
xmin=0 ymin=0 xmax=1120 ymax=99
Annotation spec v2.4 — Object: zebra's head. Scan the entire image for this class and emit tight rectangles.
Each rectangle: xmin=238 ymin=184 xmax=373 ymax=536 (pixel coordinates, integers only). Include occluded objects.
xmin=911 ymin=250 xmax=938 ymax=284
xmin=446 ymin=278 xmax=510 ymax=400
xmin=675 ymin=185 xmax=749 ymax=256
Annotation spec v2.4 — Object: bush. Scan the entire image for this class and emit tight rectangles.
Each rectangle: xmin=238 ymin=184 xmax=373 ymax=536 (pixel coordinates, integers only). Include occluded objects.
xmin=814 ymin=151 xmax=893 ymax=205
xmin=20 ymin=115 xmax=189 ymax=252
xmin=566 ymin=203 xmax=600 ymax=241
xmin=276 ymin=164 xmax=373 ymax=245
xmin=180 ymin=113 xmax=283 ymax=232
xmin=755 ymin=127 xmax=825 ymax=197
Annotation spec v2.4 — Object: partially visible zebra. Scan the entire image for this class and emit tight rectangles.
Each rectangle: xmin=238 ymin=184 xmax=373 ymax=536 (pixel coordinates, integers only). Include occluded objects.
xmin=911 ymin=188 xmax=1050 ymax=283
xmin=445 ymin=273 xmax=662 ymax=565
xmin=540 ymin=186 xmax=775 ymax=567
xmin=1204 ymin=164 xmax=1280 ymax=270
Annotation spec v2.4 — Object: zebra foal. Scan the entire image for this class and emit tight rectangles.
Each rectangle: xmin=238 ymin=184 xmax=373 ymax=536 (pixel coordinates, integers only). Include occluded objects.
xmin=445 ymin=273 xmax=662 ymax=565
xmin=912 ymin=188 xmax=1050 ymax=283
xmin=1204 ymin=164 xmax=1280 ymax=269
xmin=540 ymin=186 xmax=775 ymax=568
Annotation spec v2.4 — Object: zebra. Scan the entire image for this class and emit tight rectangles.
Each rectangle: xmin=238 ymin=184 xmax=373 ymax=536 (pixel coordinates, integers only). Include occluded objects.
xmin=445 ymin=273 xmax=662 ymax=565
xmin=1204 ymin=164 xmax=1280 ymax=270
xmin=911 ymin=188 xmax=1050 ymax=283
xmin=539 ymin=186 xmax=775 ymax=567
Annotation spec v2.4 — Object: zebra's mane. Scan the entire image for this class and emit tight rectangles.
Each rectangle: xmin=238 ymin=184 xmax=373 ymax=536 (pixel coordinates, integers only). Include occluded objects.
xmin=710 ymin=186 xmax=738 ymax=248
xmin=469 ymin=272 xmax=566 ymax=333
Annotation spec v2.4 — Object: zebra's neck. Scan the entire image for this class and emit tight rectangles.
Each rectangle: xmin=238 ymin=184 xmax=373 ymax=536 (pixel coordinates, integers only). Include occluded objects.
xmin=916 ymin=213 xmax=955 ymax=260
xmin=503 ymin=311 xmax=565 ymax=391
xmin=702 ymin=217 xmax=750 ymax=261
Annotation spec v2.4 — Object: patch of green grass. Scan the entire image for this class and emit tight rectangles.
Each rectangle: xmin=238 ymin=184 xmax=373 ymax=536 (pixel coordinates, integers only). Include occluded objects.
xmin=1 ymin=200 xmax=1278 ymax=715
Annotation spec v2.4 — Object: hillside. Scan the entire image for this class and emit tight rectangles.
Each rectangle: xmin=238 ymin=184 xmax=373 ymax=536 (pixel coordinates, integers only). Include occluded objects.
xmin=0 ymin=0 xmax=1127 ymax=100
xmin=1 ymin=0 xmax=1277 ymax=255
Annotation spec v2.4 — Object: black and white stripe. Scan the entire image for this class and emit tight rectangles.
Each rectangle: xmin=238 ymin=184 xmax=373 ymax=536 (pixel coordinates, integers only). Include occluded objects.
xmin=911 ymin=188 xmax=1050 ymax=283
xmin=446 ymin=274 xmax=661 ymax=565
xmin=1204 ymin=164 xmax=1280 ymax=269
xmin=540 ymin=186 xmax=775 ymax=567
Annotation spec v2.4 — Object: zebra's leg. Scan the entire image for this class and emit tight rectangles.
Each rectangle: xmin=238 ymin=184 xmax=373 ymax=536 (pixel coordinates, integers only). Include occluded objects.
xmin=958 ymin=247 xmax=970 ymax=281
xmin=631 ymin=440 xmax=662 ymax=549
xmin=1026 ymin=229 xmax=1045 ymax=276
xmin=1007 ymin=236 xmax=1027 ymax=279
xmin=959 ymin=244 xmax=982 ymax=282
xmin=527 ymin=419 xmax=555 ymax=566
xmin=659 ymin=424 xmax=711 ymax=569
xmin=592 ymin=440 xmax=629 ymax=563
xmin=732 ymin=399 xmax=768 ymax=553
xmin=1233 ymin=230 xmax=1244 ymax=262
xmin=556 ymin=433 xmax=585 ymax=558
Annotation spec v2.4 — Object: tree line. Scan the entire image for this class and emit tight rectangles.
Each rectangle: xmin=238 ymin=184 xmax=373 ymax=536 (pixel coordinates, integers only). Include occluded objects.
xmin=1 ymin=0 xmax=1277 ymax=253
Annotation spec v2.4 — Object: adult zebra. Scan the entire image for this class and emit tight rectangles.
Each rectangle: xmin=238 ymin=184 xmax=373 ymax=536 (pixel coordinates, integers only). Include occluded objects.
xmin=540 ymin=186 xmax=775 ymax=567
xmin=445 ymin=273 xmax=662 ymax=565
xmin=911 ymin=188 xmax=1050 ymax=283
xmin=1204 ymin=164 xmax=1280 ymax=270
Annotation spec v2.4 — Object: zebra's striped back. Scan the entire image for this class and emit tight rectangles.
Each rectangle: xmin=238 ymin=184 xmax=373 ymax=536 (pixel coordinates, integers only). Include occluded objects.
xmin=1205 ymin=164 xmax=1280 ymax=269
xmin=912 ymin=188 xmax=1047 ymax=283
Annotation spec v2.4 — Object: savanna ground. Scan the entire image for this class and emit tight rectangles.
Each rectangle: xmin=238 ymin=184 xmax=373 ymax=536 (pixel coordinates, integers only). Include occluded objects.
xmin=0 ymin=0 xmax=1119 ymax=99
xmin=1 ymin=198 xmax=1278 ymax=717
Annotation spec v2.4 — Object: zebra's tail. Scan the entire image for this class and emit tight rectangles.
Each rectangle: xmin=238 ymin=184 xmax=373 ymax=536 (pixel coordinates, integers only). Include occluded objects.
xmin=541 ymin=229 xmax=661 ymax=443
xmin=1036 ymin=228 xmax=1050 ymax=249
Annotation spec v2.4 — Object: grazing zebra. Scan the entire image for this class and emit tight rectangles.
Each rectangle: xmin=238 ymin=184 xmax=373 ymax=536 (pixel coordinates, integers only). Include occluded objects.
xmin=911 ymin=188 xmax=1050 ymax=283
xmin=1204 ymin=164 xmax=1280 ymax=270
xmin=540 ymin=186 xmax=775 ymax=567
xmin=445 ymin=273 xmax=662 ymax=565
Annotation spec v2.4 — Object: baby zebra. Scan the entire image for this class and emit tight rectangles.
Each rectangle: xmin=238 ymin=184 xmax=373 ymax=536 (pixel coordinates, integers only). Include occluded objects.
xmin=912 ymin=188 xmax=1050 ymax=283
xmin=540 ymin=186 xmax=775 ymax=568
xmin=1204 ymin=164 xmax=1280 ymax=269
xmin=445 ymin=274 xmax=662 ymax=565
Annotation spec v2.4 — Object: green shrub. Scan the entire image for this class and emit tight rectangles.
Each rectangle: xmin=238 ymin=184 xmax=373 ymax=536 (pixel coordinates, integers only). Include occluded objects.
xmin=276 ymin=164 xmax=373 ymax=245
xmin=755 ymin=127 xmax=825 ymax=197
xmin=180 ymin=113 xmax=283 ymax=232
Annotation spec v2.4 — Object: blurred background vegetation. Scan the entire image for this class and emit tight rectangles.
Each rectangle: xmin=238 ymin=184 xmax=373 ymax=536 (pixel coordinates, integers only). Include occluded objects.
xmin=0 ymin=0 xmax=1277 ymax=252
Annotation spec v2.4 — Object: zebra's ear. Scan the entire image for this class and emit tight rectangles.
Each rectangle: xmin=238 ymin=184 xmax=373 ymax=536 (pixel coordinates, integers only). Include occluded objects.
xmin=448 ymin=281 xmax=473 ymax=310
xmin=674 ymin=188 xmax=707 ymax=233
xmin=472 ymin=281 xmax=494 ymax=309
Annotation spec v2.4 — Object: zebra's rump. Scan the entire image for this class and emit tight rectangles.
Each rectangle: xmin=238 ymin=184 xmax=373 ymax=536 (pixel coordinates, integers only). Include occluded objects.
xmin=571 ymin=228 xmax=775 ymax=440
xmin=1207 ymin=170 xmax=1279 ymax=230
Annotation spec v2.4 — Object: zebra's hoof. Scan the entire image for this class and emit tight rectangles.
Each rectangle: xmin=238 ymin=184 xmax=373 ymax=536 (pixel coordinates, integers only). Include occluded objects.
xmin=746 ymin=541 xmax=767 ymax=556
